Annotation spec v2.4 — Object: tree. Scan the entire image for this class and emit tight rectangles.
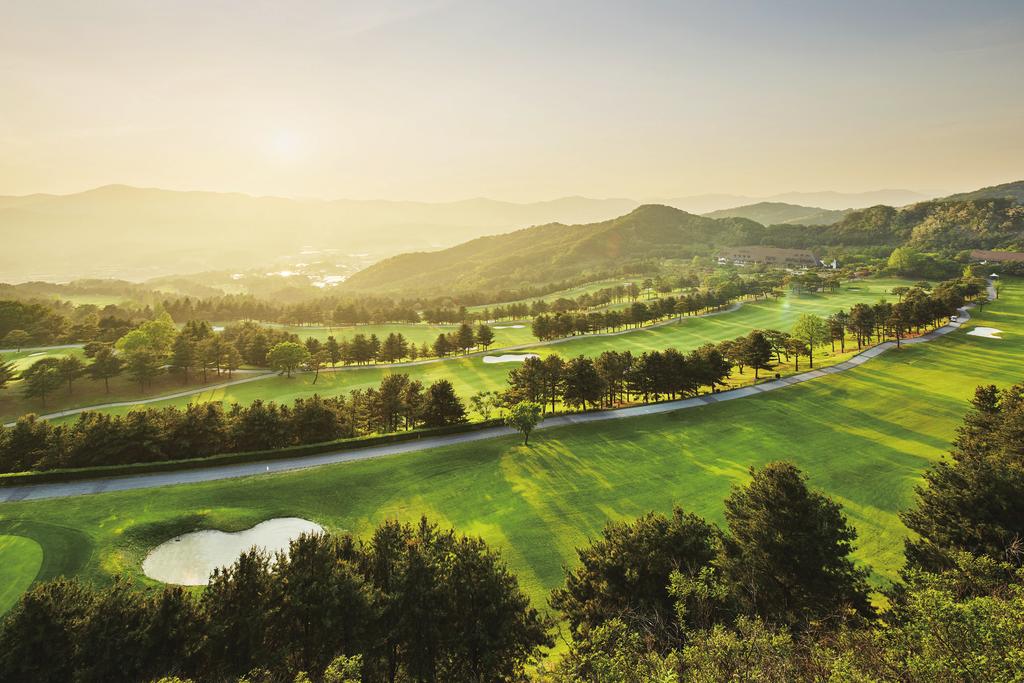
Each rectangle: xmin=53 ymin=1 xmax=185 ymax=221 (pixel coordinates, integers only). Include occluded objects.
xmin=170 ymin=334 xmax=196 ymax=384
xmin=267 ymin=342 xmax=310 ymax=378
xmin=551 ymin=507 xmax=717 ymax=645
xmin=20 ymin=357 xmax=63 ymax=406
xmin=220 ymin=344 xmax=243 ymax=378
xmin=719 ymin=462 xmax=873 ymax=628
xmin=455 ymin=323 xmax=475 ymax=353
xmin=88 ymin=346 xmax=123 ymax=393
xmin=791 ymin=314 xmax=829 ymax=368
xmin=469 ymin=390 xmax=500 ymax=420
xmin=324 ymin=336 xmax=342 ymax=368
xmin=57 ymin=355 xmax=85 ymax=394
xmin=561 ymin=356 xmax=605 ymax=410
xmin=306 ymin=349 xmax=329 ymax=385
xmin=902 ymin=383 xmax=1024 ymax=571
xmin=475 ymin=323 xmax=495 ymax=350
xmin=3 ymin=329 xmax=31 ymax=351
xmin=740 ymin=331 xmax=773 ymax=380
xmin=126 ymin=349 xmax=163 ymax=390
xmin=505 ymin=401 xmax=543 ymax=445
xmin=420 ymin=380 xmax=466 ymax=427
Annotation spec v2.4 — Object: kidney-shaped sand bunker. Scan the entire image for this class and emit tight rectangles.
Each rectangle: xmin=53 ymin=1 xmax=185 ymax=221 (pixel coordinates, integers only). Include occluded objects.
xmin=142 ymin=517 xmax=323 ymax=585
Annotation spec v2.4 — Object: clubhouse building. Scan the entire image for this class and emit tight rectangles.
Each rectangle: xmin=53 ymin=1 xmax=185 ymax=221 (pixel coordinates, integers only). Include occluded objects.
xmin=718 ymin=246 xmax=820 ymax=268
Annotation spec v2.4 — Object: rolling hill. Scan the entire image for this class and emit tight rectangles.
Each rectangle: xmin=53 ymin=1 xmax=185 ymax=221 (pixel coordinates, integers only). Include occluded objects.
xmin=703 ymin=201 xmax=849 ymax=226
xmin=342 ymin=205 xmax=762 ymax=294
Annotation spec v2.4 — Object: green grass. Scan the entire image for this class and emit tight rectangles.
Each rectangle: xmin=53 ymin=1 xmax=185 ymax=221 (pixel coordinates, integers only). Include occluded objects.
xmin=4 ymin=346 xmax=85 ymax=374
xmin=1 ymin=279 xmax=1017 ymax=616
xmin=53 ymin=278 xmax=913 ymax=422
xmin=0 ymin=535 xmax=43 ymax=613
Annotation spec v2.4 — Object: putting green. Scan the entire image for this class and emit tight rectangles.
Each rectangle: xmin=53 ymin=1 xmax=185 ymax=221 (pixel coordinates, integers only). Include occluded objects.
xmin=0 ymin=535 xmax=43 ymax=614
xmin=0 ymin=280 xmax=1016 ymax=616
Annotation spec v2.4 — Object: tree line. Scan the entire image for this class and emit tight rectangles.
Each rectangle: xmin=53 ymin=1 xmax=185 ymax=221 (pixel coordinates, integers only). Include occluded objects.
xmin=5 ymin=383 xmax=1023 ymax=681
xmin=0 ymin=377 xmax=467 ymax=473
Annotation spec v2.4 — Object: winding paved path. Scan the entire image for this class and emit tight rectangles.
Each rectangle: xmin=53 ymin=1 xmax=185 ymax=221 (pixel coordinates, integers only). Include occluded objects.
xmin=5 ymin=301 xmax=743 ymax=427
xmin=0 ymin=284 xmax=995 ymax=503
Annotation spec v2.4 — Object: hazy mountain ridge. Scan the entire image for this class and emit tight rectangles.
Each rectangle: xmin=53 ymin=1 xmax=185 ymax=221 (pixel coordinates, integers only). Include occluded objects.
xmin=0 ymin=185 xmax=638 ymax=283
xmin=703 ymin=202 xmax=849 ymax=226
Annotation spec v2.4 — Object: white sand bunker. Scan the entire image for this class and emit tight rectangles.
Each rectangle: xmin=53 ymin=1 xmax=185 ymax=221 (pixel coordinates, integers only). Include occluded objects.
xmin=142 ymin=517 xmax=323 ymax=585
xmin=483 ymin=353 xmax=540 ymax=364
xmin=493 ymin=324 xmax=525 ymax=329
xmin=967 ymin=326 xmax=1003 ymax=339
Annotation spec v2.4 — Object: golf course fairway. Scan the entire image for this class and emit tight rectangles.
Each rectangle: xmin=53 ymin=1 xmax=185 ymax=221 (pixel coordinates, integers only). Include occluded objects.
xmin=0 ymin=279 xmax=1017 ymax=616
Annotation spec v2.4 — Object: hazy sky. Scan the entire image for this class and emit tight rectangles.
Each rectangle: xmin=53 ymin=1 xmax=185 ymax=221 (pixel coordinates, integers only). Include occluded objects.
xmin=1 ymin=0 xmax=1022 ymax=201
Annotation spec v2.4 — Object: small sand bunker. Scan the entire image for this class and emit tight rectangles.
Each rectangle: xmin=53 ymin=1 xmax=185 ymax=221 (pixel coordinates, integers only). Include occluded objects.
xmin=142 ymin=517 xmax=323 ymax=585
xmin=483 ymin=353 xmax=540 ymax=364
xmin=212 ymin=325 xmax=225 ymax=332
xmin=967 ymin=326 xmax=1003 ymax=339
xmin=493 ymin=324 xmax=525 ymax=329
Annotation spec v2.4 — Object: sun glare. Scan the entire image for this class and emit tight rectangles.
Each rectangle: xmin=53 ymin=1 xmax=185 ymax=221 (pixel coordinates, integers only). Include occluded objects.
xmin=270 ymin=129 xmax=303 ymax=161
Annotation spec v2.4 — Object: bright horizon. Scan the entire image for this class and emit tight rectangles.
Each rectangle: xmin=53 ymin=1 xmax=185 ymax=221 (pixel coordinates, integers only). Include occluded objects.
xmin=2 ymin=0 xmax=1023 ymax=202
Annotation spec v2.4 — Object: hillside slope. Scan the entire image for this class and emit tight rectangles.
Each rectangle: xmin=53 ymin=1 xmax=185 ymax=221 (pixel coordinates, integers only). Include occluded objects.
xmin=940 ymin=180 xmax=1024 ymax=204
xmin=703 ymin=201 xmax=848 ymax=226
xmin=342 ymin=205 xmax=762 ymax=294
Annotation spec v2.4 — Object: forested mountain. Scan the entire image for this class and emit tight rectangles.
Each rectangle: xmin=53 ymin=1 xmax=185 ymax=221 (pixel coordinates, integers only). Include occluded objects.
xmin=760 ymin=197 xmax=1024 ymax=250
xmin=342 ymin=205 xmax=762 ymax=294
xmin=345 ymin=193 xmax=1024 ymax=296
xmin=939 ymin=179 xmax=1024 ymax=204
xmin=0 ymin=185 xmax=637 ymax=283
xmin=703 ymin=202 xmax=848 ymax=226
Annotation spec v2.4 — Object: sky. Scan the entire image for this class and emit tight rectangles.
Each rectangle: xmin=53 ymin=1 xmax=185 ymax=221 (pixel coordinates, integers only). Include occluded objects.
xmin=1 ymin=0 xmax=1022 ymax=202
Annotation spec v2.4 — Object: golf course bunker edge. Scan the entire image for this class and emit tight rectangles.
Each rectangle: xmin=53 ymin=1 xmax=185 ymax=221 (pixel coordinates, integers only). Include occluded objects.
xmin=142 ymin=517 xmax=323 ymax=586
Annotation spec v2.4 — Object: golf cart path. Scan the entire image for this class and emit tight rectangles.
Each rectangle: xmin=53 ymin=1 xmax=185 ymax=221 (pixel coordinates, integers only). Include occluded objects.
xmin=0 ymin=284 xmax=995 ymax=503
xmin=5 ymin=301 xmax=743 ymax=426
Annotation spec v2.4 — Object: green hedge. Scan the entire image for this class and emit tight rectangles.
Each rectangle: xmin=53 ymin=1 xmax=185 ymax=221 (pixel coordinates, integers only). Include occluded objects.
xmin=0 ymin=419 xmax=509 ymax=487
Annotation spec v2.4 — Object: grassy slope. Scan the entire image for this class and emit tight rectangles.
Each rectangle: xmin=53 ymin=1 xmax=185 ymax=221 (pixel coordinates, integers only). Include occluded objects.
xmin=1 ymin=279 xmax=1017 ymax=616
xmin=49 ymin=278 xmax=910 ymax=422
xmin=0 ymin=535 xmax=43 ymax=613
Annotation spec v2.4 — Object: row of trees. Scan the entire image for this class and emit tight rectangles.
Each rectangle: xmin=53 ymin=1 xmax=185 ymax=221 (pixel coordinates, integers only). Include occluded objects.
xmin=0 ymin=299 xmax=142 ymax=350
xmin=504 ymin=346 xmax=734 ymax=412
xmin=0 ymin=378 xmax=467 ymax=472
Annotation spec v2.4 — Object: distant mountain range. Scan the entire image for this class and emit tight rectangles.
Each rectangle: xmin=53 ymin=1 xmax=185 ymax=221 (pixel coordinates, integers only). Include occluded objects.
xmin=0 ymin=181 xmax=1016 ymax=284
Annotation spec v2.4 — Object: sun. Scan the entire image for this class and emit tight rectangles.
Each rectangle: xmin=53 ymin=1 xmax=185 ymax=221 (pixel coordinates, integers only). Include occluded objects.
xmin=270 ymin=129 xmax=304 ymax=161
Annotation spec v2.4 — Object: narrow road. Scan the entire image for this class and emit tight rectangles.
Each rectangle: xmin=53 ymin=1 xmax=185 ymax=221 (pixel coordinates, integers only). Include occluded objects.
xmin=0 ymin=287 xmax=992 ymax=503
xmin=5 ymin=301 xmax=744 ymax=426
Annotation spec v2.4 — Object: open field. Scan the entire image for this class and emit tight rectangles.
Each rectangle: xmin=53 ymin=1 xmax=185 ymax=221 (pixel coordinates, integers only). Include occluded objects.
xmin=32 ymin=278 xmax=914 ymax=424
xmin=1 ymin=279 xmax=1017 ymax=616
